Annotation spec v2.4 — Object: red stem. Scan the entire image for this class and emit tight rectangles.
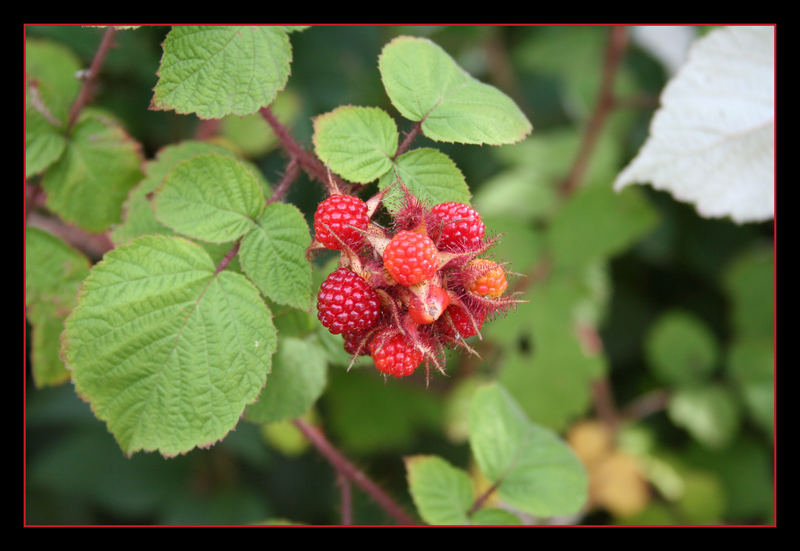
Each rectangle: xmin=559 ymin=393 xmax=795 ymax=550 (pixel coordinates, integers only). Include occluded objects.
xmin=560 ymin=26 xmax=628 ymax=196
xmin=66 ymin=27 xmax=117 ymax=132
xmin=337 ymin=473 xmax=353 ymax=526
xmin=292 ymin=418 xmax=417 ymax=525
xmin=267 ymin=159 xmax=300 ymax=205
xmin=394 ymin=121 xmax=422 ymax=160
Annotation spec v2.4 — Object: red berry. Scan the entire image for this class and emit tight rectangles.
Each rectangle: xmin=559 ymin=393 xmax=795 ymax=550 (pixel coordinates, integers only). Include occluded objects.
xmin=369 ymin=333 xmax=423 ymax=377
xmin=317 ymin=269 xmax=381 ymax=335
xmin=437 ymin=304 xmax=485 ymax=339
xmin=383 ymin=230 xmax=439 ymax=286
xmin=466 ymin=259 xmax=508 ymax=298
xmin=314 ymin=194 xmax=369 ymax=251
xmin=431 ymin=202 xmax=485 ymax=252
xmin=343 ymin=332 xmax=371 ymax=356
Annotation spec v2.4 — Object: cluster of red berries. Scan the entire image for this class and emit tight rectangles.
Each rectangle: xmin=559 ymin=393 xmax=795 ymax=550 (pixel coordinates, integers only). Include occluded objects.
xmin=311 ymin=184 xmax=516 ymax=383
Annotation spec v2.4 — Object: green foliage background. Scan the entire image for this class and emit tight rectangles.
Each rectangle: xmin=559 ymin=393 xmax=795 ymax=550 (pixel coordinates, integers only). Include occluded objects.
xmin=25 ymin=25 xmax=774 ymax=525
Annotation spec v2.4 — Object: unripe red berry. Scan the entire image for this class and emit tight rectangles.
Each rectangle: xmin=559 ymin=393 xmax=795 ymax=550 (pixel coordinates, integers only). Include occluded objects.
xmin=431 ymin=202 xmax=485 ymax=252
xmin=383 ymin=230 xmax=439 ymax=286
xmin=369 ymin=333 xmax=423 ymax=377
xmin=313 ymin=194 xmax=369 ymax=251
xmin=317 ymin=268 xmax=381 ymax=335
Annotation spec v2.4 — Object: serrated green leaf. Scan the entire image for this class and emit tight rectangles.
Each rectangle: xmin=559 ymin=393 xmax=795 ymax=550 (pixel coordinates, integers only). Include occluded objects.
xmin=645 ymin=311 xmax=719 ymax=387
xmin=379 ymin=36 xmax=531 ymax=145
xmin=548 ymin=185 xmax=659 ymax=270
xmin=26 ymin=39 xmax=82 ymax=124
xmin=152 ymin=26 xmax=291 ymax=119
xmin=41 ymin=113 xmax=144 ymax=232
xmin=378 ymin=148 xmax=470 ymax=213
xmin=668 ymin=386 xmax=740 ymax=449
xmin=313 ymin=106 xmax=398 ymax=183
xmin=245 ymin=336 xmax=327 ymax=423
xmin=62 ymin=235 xmax=277 ymax=457
xmin=469 ymin=383 xmax=588 ymax=517
xmin=154 ymin=153 xmax=264 ymax=243
xmin=470 ymin=508 xmax=523 ymax=525
xmin=26 ymin=105 xmax=66 ymax=179
xmin=405 ymin=455 xmax=474 ymax=525
xmin=25 ymin=227 xmax=90 ymax=387
xmin=111 ymin=140 xmax=269 ymax=247
xmin=239 ymin=202 xmax=313 ymax=310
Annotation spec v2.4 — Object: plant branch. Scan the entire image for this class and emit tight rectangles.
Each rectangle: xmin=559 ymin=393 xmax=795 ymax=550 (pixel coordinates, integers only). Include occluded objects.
xmin=621 ymin=389 xmax=669 ymax=422
xmin=194 ymin=118 xmax=221 ymax=140
xmin=468 ymin=479 xmax=502 ymax=516
xmin=213 ymin=238 xmax=241 ymax=276
xmin=259 ymin=106 xmax=349 ymax=194
xmin=559 ymin=26 xmax=629 ymax=196
xmin=337 ymin=473 xmax=353 ymax=526
xmin=292 ymin=418 xmax=417 ymax=525
xmin=394 ymin=121 xmax=422 ymax=160
xmin=591 ymin=378 xmax=621 ymax=430
xmin=267 ymin=159 xmax=300 ymax=205
xmin=27 ymin=211 xmax=114 ymax=260
xmin=66 ymin=27 xmax=117 ymax=132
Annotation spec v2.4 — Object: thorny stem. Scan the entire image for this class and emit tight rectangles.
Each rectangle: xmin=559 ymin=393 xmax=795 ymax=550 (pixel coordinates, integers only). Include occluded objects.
xmin=292 ymin=418 xmax=417 ymax=525
xmin=259 ymin=106 xmax=351 ymax=194
xmin=66 ymin=27 xmax=117 ymax=132
xmin=214 ymin=238 xmax=241 ymax=277
xmin=27 ymin=211 xmax=114 ymax=260
xmin=266 ymin=159 xmax=300 ymax=205
xmin=559 ymin=26 xmax=629 ymax=196
xmin=394 ymin=121 xmax=422 ymax=160
xmin=337 ymin=473 xmax=353 ymax=526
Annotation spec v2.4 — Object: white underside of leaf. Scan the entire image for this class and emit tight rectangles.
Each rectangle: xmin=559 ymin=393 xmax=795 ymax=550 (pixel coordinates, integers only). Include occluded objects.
xmin=615 ymin=26 xmax=774 ymax=224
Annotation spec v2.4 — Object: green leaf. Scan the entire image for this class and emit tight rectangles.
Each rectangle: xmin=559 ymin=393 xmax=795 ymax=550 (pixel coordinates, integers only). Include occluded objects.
xmin=62 ymin=236 xmax=277 ymax=457
xmin=239 ymin=202 xmax=313 ymax=310
xmin=26 ymin=105 xmax=66 ymax=179
xmin=473 ymin=168 xmax=558 ymax=222
xmin=645 ymin=311 xmax=719 ymax=387
xmin=469 ymin=383 xmax=588 ymax=517
xmin=378 ymin=148 xmax=470 ymax=213
xmin=677 ymin=470 xmax=725 ymax=524
xmin=727 ymin=337 xmax=774 ymax=439
xmin=470 ymin=508 xmax=523 ymax=525
xmin=26 ymin=39 xmax=82 ymax=124
xmin=41 ymin=113 xmax=144 ymax=232
xmin=379 ymin=36 xmax=531 ymax=145
xmin=152 ymin=26 xmax=292 ymax=119
xmin=723 ymin=246 xmax=774 ymax=339
xmin=154 ymin=153 xmax=264 ymax=243
xmin=405 ymin=455 xmax=474 ymax=525
xmin=25 ymin=228 xmax=90 ymax=387
xmin=548 ymin=184 xmax=659 ymax=270
xmin=312 ymin=106 xmax=398 ymax=183
xmin=668 ymin=386 xmax=740 ymax=449
xmin=245 ymin=336 xmax=327 ymax=423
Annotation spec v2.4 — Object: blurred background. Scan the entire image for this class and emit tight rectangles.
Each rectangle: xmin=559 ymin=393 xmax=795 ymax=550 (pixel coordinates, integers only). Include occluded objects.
xmin=25 ymin=25 xmax=774 ymax=525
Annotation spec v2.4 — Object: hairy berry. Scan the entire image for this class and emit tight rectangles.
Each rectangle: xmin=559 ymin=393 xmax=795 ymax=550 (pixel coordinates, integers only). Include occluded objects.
xmin=383 ymin=230 xmax=439 ymax=286
xmin=431 ymin=202 xmax=485 ymax=252
xmin=437 ymin=304 xmax=485 ymax=339
xmin=343 ymin=332 xmax=371 ymax=356
xmin=369 ymin=333 xmax=423 ymax=377
xmin=317 ymin=268 xmax=381 ymax=335
xmin=313 ymin=194 xmax=369 ymax=251
xmin=466 ymin=259 xmax=508 ymax=298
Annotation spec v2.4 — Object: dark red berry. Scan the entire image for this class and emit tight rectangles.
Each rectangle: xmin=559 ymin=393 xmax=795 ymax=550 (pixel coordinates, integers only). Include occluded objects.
xmin=431 ymin=202 xmax=485 ymax=252
xmin=369 ymin=333 xmax=423 ymax=377
xmin=317 ymin=268 xmax=381 ymax=335
xmin=343 ymin=332 xmax=371 ymax=356
xmin=314 ymin=194 xmax=369 ymax=251
xmin=383 ymin=230 xmax=439 ymax=286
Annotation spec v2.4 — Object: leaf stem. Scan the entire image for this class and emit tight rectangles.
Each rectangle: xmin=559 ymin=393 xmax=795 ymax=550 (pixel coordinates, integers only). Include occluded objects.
xmin=560 ymin=26 xmax=629 ymax=196
xmin=266 ymin=159 xmax=300 ymax=205
xmin=66 ymin=27 xmax=117 ymax=132
xmin=214 ymin=238 xmax=241 ymax=276
xmin=337 ymin=473 xmax=353 ymax=526
xmin=259 ymin=106 xmax=349 ymax=194
xmin=292 ymin=418 xmax=417 ymax=525
xmin=394 ymin=121 xmax=422 ymax=160
xmin=467 ymin=479 xmax=502 ymax=516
